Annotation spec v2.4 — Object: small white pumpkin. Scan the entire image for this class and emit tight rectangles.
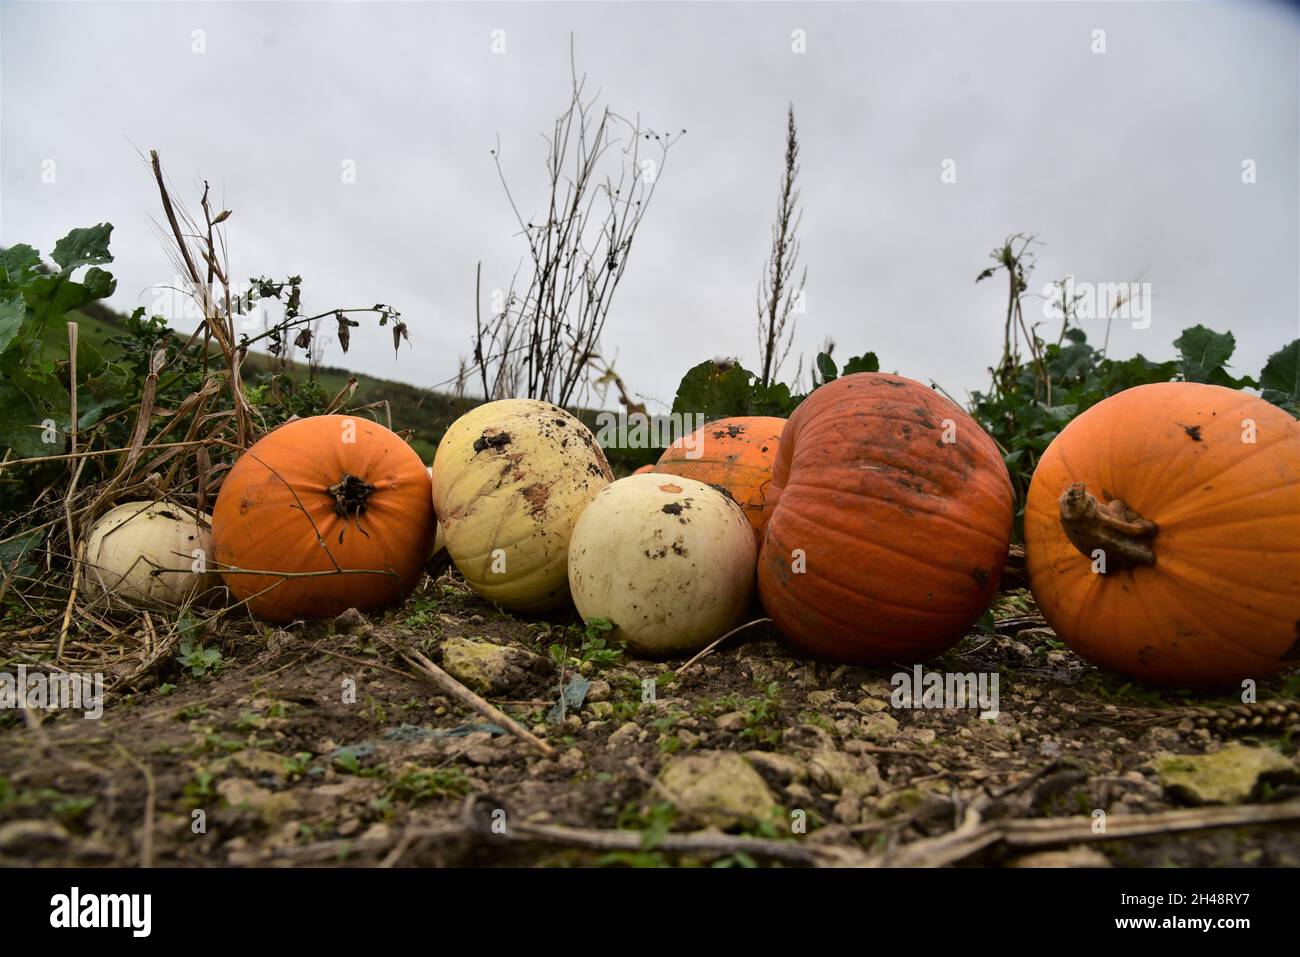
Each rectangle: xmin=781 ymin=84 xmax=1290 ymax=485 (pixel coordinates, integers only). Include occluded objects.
xmin=431 ymin=399 xmax=612 ymax=612
xmin=568 ymin=474 xmax=757 ymax=655
xmin=85 ymin=501 xmax=220 ymax=607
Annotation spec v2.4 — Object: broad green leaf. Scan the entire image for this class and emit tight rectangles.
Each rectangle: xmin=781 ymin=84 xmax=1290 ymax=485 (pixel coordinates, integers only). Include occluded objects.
xmin=1259 ymin=339 xmax=1299 ymax=410
xmin=842 ymin=353 xmax=880 ymax=375
xmin=0 ymin=527 xmax=44 ymax=572
xmin=671 ymin=361 xmax=760 ymax=420
xmin=78 ymin=361 xmax=130 ymax=429
xmin=0 ymin=244 xmax=41 ymax=286
xmin=670 ymin=360 xmax=799 ymax=421
xmin=815 ymin=353 xmax=838 ymax=383
xmin=51 ymin=223 xmax=114 ymax=272
xmin=71 ymin=334 xmax=107 ymax=376
xmin=0 ymin=295 xmax=25 ymax=355
xmin=1106 ymin=354 xmax=1177 ymax=392
xmin=0 ymin=382 xmax=59 ymax=458
xmin=22 ymin=269 xmax=117 ymax=333
xmin=1174 ymin=325 xmax=1236 ymax=384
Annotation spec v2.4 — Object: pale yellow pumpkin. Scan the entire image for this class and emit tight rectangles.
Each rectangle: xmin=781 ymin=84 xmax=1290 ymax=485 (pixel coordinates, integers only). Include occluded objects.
xmin=431 ymin=399 xmax=612 ymax=612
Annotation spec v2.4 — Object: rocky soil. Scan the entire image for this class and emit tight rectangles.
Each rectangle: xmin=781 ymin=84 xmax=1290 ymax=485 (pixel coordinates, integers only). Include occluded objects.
xmin=2 ymin=570 xmax=1298 ymax=867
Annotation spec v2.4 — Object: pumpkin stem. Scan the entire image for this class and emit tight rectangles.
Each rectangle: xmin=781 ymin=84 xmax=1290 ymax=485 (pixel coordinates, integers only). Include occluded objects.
xmin=1058 ymin=482 xmax=1157 ymax=569
xmin=327 ymin=474 xmax=376 ymax=519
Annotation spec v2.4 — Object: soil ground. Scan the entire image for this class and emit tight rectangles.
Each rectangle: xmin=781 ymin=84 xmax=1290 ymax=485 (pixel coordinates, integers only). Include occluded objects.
xmin=2 ymin=566 xmax=1298 ymax=868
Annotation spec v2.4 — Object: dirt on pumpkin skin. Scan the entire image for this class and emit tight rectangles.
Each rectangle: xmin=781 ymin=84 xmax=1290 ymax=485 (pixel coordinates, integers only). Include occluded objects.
xmin=2 ymin=573 xmax=1298 ymax=868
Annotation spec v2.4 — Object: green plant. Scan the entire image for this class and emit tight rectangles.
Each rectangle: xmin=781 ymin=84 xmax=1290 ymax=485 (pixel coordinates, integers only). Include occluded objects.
xmin=0 ymin=225 xmax=124 ymax=463
xmin=387 ymin=767 xmax=470 ymax=803
xmin=966 ymin=234 xmax=1297 ymax=536
xmin=177 ymin=639 xmax=222 ymax=678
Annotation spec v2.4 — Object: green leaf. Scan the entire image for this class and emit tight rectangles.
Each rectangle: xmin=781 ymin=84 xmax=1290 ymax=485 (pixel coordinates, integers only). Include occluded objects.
xmin=1260 ymin=339 xmax=1299 ymax=399
xmin=1106 ymin=354 xmax=1177 ymax=392
xmin=78 ymin=361 xmax=131 ymax=429
xmin=51 ymin=223 xmax=114 ymax=272
xmin=1174 ymin=325 xmax=1236 ymax=384
xmin=0 ymin=383 xmax=56 ymax=458
xmin=841 ymin=353 xmax=880 ymax=375
xmin=0 ymin=527 xmax=44 ymax=568
xmin=670 ymin=360 xmax=801 ymax=421
xmin=22 ymin=269 xmax=117 ymax=334
xmin=815 ymin=353 xmax=838 ymax=383
xmin=0 ymin=295 xmax=25 ymax=355
xmin=0 ymin=245 xmax=41 ymax=286
xmin=671 ymin=361 xmax=754 ymax=420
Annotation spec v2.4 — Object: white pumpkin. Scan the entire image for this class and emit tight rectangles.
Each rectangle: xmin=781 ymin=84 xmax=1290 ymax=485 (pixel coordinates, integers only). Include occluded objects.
xmin=567 ymin=474 xmax=757 ymax=655
xmin=431 ymin=399 xmax=612 ymax=612
xmin=85 ymin=501 xmax=220 ymax=607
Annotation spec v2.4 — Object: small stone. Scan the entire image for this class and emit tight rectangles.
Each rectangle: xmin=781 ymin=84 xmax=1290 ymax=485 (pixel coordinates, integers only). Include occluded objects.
xmin=586 ymin=680 xmax=612 ymax=702
xmin=806 ymin=691 xmax=836 ymax=707
xmin=910 ymin=728 xmax=937 ymax=745
xmin=743 ymin=751 xmax=808 ymax=787
xmin=228 ymin=748 xmax=292 ymax=780
xmin=465 ymin=745 xmax=499 ymax=765
xmin=1154 ymin=745 xmax=1297 ymax=805
xmin=677 ymin=729 xmax=704 ymax=748
xmin=784 ymin=783 xmax=816 ymax=805
xmin=0 ymin=819 xmax=69 ymax=853
xmin=833 ymin=792 xmax=862 ymax=825
xmin=658 ymin=751 xmax=779 ymax=830
xmin=607 ymin=721 xmax=641 ymax=751
xmin=217 ymin=778 xmax=299 ymax=826
xmin=784 ymin=723 xmax=837 ymax=752
xmin=588 ymin=701 xmax=614 ymax=719
xmin=714 ymin=711 xmax=749 ymax=733
xmin=440 ymin=636 xmax=549 ymax=696
xmin=806 ymin=749 xmax=880 ymax=797
xmin=860 ymin=713 xmax=899 ymax=742
xmin=332 ymin=607 xmax=369 ymax=634
xmin=558 ymin=747 xmax=584 ymax=772
xmin=1008 ymin=846 xmax=1111 ymax=868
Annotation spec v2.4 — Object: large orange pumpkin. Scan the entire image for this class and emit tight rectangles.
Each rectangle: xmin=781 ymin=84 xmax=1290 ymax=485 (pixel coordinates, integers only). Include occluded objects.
xmin=655 ymin=416 xmax=785 ymax=539
xmin=757 ymin=374 xmax=1013 ymax=663
xmin=1025 ymin=382 xmax=1300 ymax=687
xmin=213 ymin=415 xmax=434 ymax=622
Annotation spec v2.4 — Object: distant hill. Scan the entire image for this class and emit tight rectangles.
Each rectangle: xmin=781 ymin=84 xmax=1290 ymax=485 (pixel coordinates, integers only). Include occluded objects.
xmin=59 ymin=305 xmax=646 ymax=470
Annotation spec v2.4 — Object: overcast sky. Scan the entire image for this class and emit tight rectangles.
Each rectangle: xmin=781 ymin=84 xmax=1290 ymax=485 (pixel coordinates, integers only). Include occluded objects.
xmin=3 ymin=1 xmax=1297 ymax=411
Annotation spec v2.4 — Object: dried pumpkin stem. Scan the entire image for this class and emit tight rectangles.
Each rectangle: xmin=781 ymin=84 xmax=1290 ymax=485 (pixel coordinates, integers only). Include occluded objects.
xmin=327 ymin=474 xmax=376 ymax=519
xmin=1058 ymin=481 xmax=1157 ymax=569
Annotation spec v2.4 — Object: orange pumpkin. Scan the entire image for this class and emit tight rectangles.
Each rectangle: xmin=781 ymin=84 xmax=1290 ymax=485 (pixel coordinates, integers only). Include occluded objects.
xmin=632 ymin=464 xmax=657 ymax=475
xmin=757 ymin=374 xmax=1013 ymax=663
xmin=1025 ymin=382 xmax=1300 ymax=687
xmin=213 ymin=415 xmax=434 ymax=621
xmin=655 ymin=416 xmax=785 ymax=539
